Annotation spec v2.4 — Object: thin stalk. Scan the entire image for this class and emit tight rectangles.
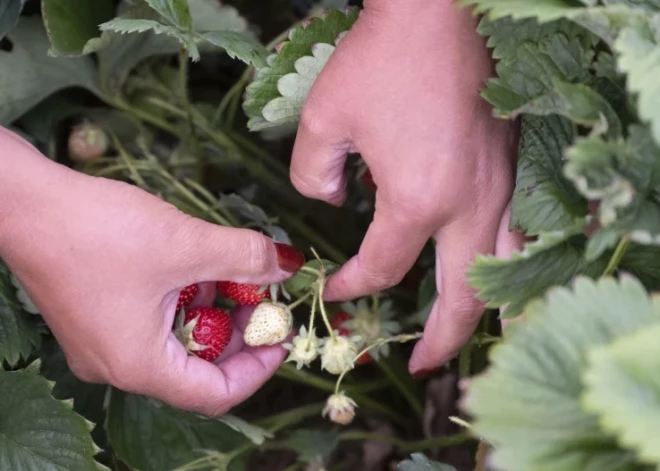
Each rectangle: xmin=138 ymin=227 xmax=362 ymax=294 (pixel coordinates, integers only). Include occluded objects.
xmin=287 ymin=291 xmax=313 ymax=311
xmin=305 ymin=290 xmax=319 ymax=349
xmin=376 ymin=357 xmax=424 ymax=417
xmin=112 ymin=136 xmax=147 ymax=189
xmin=603 ymin=236 xmax=631 ymax=277
xmin=317 ymin=277 xmax=336 ymax=341
xmin=339 ymin=431 xmax=472 ymax=453
xmin=183 ymin=177 xmax=241 ymax=227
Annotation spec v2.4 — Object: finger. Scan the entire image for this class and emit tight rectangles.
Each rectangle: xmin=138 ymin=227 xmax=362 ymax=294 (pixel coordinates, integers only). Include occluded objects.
xmin=187 ymin=282 xmax=217 ymax=308
xmin=494 ymin=204 xmax=525 ymax=330
xmin=289 ymin=103 xmax=353 ymax=206
xmin=136 ymin=332 xmax=286 ymax=417
xmin=214 ymin=305 xmax=256 ymax=363
xmin=324 ymin=206 xmax=433 ymax=301
xmin=175 ymin=222 xmax=305 ymax=287
xmin=408 ymin=217 xmax=498 ymax=375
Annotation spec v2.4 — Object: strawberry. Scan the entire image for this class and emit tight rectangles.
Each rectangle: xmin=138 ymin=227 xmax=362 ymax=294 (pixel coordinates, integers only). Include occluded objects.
xmin=331 ymin=311 xmax=373 ymax=365
xmin=244 ymin=302 xmax=293 ymax=346
xmin=176 ymin=284 xmax=199 ymax=311
xmin=175 ymin=307 xmax=233 ymax=362
xmin=217 ymin=281 xmax=271 ymax=306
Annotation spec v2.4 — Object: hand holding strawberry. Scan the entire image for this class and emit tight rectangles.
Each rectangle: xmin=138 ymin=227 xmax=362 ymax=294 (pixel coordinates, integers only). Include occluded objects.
xmin=0 ymin=127 xmax=305 ymax=417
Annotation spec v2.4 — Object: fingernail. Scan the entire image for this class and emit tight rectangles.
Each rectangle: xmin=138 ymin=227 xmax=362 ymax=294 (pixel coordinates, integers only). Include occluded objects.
xmin=275 ymin=243 xmax=305 ymax=272
xmin=412 ymin=368 xmax=437 ymax=380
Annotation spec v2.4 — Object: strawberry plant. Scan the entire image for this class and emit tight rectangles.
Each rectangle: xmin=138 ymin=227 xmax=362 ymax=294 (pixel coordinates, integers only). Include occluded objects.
xmin=2 ymin=0 xmax=660 ymax=470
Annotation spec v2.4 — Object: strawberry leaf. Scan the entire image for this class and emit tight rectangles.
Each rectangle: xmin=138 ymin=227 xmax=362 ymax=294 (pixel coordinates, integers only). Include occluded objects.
xmin=0 ymin=0 xmax=24 ymax=40
xmin=285 ymin=429 xmax=339 ymax=461
xmin=0 ymin=261 xmax=43 ymax=367
xmin=201 ymin=30 xmax=267 ymax=67
xmin=243 ymin=7 xmax=359 ymax=131
xmin=41 ymin=0 xmax=114 ymax=56
xmin=144 ymin=0 xmax=192 ymax=31
xmin=457 ymin=0 xmax=586 ymax=23
xmin=106 ymin=389 xmax=247 ymax=471
xmin=0 ymin=16 xmax=100 ymax=125
xmin=582 ymin=324 xmax=660 ymax=467
xmin=464 ymin=276 xmax=660 ymax=471
xmin=0 ymin=363 xmax=107 ymax=471
xmin=398 ymin=453 xmax=457 ymax=471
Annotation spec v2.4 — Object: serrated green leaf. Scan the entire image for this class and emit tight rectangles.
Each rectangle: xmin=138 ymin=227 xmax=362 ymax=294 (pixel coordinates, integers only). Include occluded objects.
xmin=107 ymin=389 xmax=247 ymax=471
xmin=0 ymin=16 xmax=100 ymax=125
xmin=615 ymin=19 xmax=660 ymax=145
xmin=458 ymin=0 xmax=585 ymax=23
xmin=511 ymin=115 xmax=587 ymax=234
xmin=216 ymin=414 xmax=273 ymax=446
xmin=464 ymin=275 xmax=660 ymax=471
xmin=144 ymin=0 xmax=191 ymax=30
xmin=285 ymin=429 xmax=339 ymax=461
xmin=505 ymin=81 xmax=622 ymax=137
xmin=0 ymin=369 xmax=106 ymax=470
xmin=283 ymin=259 xmax=338 ymax=294
xmin=0 ymin=0 xmax=24 ymax=40
xmin=190 ymin=0 xmax=249 ymax=34
xmin=98 ymin=18 xmax=200 ymax=61
xmin=467 ymin=224 xmax=606 ymax=318
xmin=398 ymin=453 xmax=457 ymax=471
xmin=41 ymin=0 xmax=114 ymax=56
xmin=0 ymin=261 xmax=43 ymax=367
xmin=201 ymin=30 xmax=267 ymax=67
xmin=582 ymin=324 xmax=660 ymax=467
xmin=244 ymin=7 xmax=359 ymax=131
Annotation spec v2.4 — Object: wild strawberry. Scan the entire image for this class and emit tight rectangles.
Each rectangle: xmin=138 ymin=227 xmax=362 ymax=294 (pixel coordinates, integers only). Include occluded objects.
xmin=320 ymin=335 xmax=360 ymax=375
xmin=217 ymin=281 xmax=272 ymax=306
xmin=323 ymin=391 xmax=357 ymax=425
xmin=176 ymin=284 xmax=199 ymax=311
xmin=331 ymin=312 xmax=372 ymax=365
xmin=175 ymin=307 xmax=233 ymax=362
xmin=283 ymin=325 xmax=320 ymax=369
xmin=244 ymin=302 xmax=293 ymax=347
xmin=68 ymin=122 xmax=109 ymax=162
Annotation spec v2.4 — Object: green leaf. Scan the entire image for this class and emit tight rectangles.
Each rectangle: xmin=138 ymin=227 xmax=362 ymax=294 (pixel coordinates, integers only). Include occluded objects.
xmin=0 ymin=16 xmax=100 ymax=125
xmin=201 ymin=30 xmax=267 ymax=67
xmin=243 ymin=7 xmax=360 ymax=131
xmin=0 ymin=0 xmax=24 ymax=40
xmin=0 ymin=261 xmax=43 ymax=367
xmin=144 ymin=0 xmax=191 ymax=31
xmin=216 ymin=414 xmax=273 ymax=446
xmin=464 ymin=275 xmax=660 ymax=471
xmin=582 ymin=324 xmax=660 ymax=467
xmin=98 ymin=18 xmax=200 ymax=61
xmin=189 ymin=0 xmax=249 ymax=34
xmin=511 ymin=115 xmax=587 ymax=234
xmin=41 ymin=0 xmax=114 ymax=56
xmin=106 ymin=389 xmax=247 ymax=471
xmin=0 ymin=367 xmax=106 ymax=470
xmin=504 ymin=81 xmax=622 ymax=138
xmin=615 ymin=19 xmax=660 ymax=145
xmin=285 ymin=429 xmax=339 ymax=461
xmin=40 ymin=340 xmax=108 ymax=445
xmin=218 ymin=194 xmax=291 ymax=244
xmin=458 ymin=0 xmax=585 ymax=23
xmin=398 ymin=453 xmax=457 ymax=471
xmin=564 ymin=125 xmax=660 ymax=243
xmin=283 ymin=259 xmax=339 ymax=294
xmin=467 ymin=224 xmax=606 ymax=318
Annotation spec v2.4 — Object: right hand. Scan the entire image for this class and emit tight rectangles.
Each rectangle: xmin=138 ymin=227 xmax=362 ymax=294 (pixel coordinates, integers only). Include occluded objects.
xmin=0 ymin=127 xmax=304 ymax=416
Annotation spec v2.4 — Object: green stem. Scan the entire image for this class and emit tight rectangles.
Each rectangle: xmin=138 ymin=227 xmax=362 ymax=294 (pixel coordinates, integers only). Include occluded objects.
xmin=339 ymin=431 xmax=472 ymax=453
xmin=178 ymin=47 xmax=198 ymax=147
xmin=183 ymin=177 xmax=241 ymax=227
xmin=287 ymin=291 xmax=313 ymax=311
xmin=305 ymin=290 xmax=319 ymax=349
xmin=317 ymin=277 xmax=336 ymax=341
xmin=603 ymin=236 xmax=631 ymax=277
xmin=376 ymin=357 xmax=424 ymax=417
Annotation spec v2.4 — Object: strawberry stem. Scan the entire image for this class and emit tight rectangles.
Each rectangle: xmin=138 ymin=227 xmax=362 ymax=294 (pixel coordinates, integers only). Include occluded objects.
xmin=317 ymin=276 xmax=336 ymax=342
xmin=287 ymin=291 xmax=313 ymax=310
xmin=306 ymin=290 xmax=319 ymax=350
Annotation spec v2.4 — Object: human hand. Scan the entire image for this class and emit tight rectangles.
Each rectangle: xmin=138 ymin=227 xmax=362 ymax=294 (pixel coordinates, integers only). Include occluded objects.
xmin=288 ymin=0 xmax=519 ymax=375
xmin=0 ymin=127 xmax=304 ymax=416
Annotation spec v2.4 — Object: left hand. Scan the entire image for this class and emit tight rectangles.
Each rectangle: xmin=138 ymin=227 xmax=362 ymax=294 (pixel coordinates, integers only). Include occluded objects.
xmin=289 ymin=0 xmax=520 ymax=375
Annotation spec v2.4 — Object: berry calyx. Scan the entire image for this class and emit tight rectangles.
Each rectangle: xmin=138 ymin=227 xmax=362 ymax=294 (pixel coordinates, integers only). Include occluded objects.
xmin=175 ymin=307 xmax=233 ymax=362
xmin=176 ymin=284 xmax=199 ymax=311
xmin=320 ymin=334 xmax=360 ymax=375
xmin=217 ymin=281 xmax=272 ymax=306
xmin=330 ymin=311 xmax=372 ymax=365
xmin=323 ymin=391 xmax=357 ymax=425
xmin=283 ymin=325 xmax=320 ymax=369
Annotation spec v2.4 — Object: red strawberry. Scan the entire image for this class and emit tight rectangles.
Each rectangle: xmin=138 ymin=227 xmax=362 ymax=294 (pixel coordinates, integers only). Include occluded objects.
xmin=360 ymin=169 xmax=377 ymax=193
xmin=217 ymin=281 xmax=271 ymax=306
xmin=176 ymin=284 xmax=199 ymax=311
xmin=330 ymin=312 xmax=373 ymax=365
xmin=177 ymin=307 xmax=233 ymax=362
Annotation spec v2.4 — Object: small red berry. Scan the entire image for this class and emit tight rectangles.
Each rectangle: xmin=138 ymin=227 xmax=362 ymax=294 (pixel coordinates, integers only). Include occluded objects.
xmin=330 ymin=312 xmax=373 ymax=365
xmin=179 ymin=307 xmax=233 ymax=362
xmin=176 ymin=284 xmax=199 ymax=311
xmin=217 ymin=281 xmax=271 ymax=306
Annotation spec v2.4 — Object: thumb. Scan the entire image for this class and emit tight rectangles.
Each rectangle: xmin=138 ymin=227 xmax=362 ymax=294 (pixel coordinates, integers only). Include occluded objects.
xmin=174 ymin=220 xmax=305 ymax=287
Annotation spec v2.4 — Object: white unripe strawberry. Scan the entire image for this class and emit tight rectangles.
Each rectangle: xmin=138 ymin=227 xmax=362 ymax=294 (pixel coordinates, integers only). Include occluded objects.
xmin=68 ymin=122 xmax=109 ymax=162
xmin=320 ymin=334 xmax=360 ymax=375
xmin=283 ymin=325 xmax=320 ymax=369
xmin=244 ymin=302 xmax=293 ymax=347
xmin=323 ymin=391 xmax=357 ymax=425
